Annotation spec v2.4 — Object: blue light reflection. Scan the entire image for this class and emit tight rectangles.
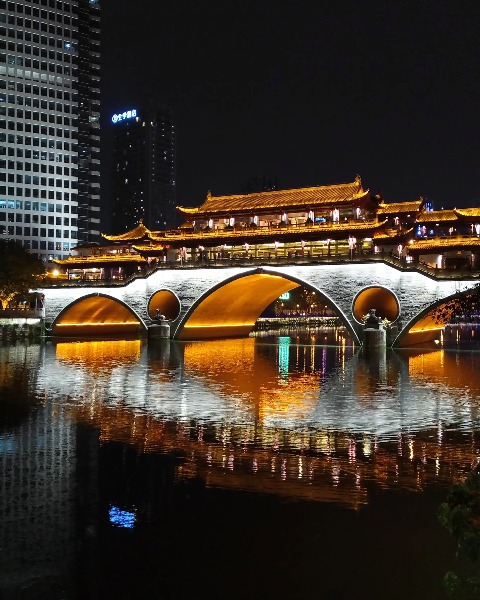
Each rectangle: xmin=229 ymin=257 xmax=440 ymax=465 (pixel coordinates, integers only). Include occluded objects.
xmin=109 ymin=505 xmax=136 ymax=529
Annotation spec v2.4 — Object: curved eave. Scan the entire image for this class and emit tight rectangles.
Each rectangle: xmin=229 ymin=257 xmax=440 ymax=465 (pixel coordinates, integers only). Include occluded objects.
xmin=408 ymin=237 xmax=480 ymax=253
xmin=102 ymin=222 xmax=156 ymax=241
xmin=188 ymin=191 xmax=371 ymax=219
xmin=176 ymin=206 xmax=200 ymax=216
xmin=416 ymin=211 xmax=458 ymax=224
xmin=377 ymin=206 xmax=423 ymax=216
xmin=132 ymin=244 xmax=168 ymax=256
xmin=54 ymin=255 xmax=145 ymax=267
xmin=454 ymin=209 xmax=480 ymax=219
xmin=147 ymin=219 xmax=387 ymax=246
xmin=373 ymin=227 xmax=414 ymax=242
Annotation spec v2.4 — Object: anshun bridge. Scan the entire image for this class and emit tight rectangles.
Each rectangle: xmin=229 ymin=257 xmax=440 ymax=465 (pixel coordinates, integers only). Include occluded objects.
xmin=39 ymin=177 xmax=480 ymax=347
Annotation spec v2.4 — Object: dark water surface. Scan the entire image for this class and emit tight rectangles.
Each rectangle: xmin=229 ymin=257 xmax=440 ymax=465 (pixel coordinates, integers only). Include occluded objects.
xmin=1 ymin=331 xmax=480 ymax=599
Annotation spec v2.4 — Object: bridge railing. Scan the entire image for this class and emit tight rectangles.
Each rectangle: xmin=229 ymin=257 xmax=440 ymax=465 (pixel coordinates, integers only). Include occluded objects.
xmin=157 ymin=218 xmax=383 ymax=240
xmin=41 ymin=253 xmax=480 ymax=289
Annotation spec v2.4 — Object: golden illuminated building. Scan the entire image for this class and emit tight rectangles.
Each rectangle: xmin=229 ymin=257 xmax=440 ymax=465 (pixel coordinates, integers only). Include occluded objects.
xmin=52 ymin=176 xmax=480 ymax=277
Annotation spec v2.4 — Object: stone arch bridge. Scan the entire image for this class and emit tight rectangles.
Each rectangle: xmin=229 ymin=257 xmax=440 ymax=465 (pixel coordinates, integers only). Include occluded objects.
xmin=40 ymin=262 xmax=477 ymax=347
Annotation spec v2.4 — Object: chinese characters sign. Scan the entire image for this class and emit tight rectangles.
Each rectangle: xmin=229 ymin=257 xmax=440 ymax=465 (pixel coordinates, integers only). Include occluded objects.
xmin=111 ymin=109 xmax=138 ymax=124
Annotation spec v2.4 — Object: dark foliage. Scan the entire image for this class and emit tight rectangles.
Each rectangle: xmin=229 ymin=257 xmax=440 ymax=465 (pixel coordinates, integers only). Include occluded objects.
xmin=0 ymin=239 xmax=45 ymax=307
xmin=438 ymin=470 xmax=480 ymax=598
xmin=431 ymin=284 xmax=480 ymax=325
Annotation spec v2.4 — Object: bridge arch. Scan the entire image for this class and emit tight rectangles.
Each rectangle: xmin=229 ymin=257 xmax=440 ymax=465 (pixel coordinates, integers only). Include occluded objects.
xmin=173 ymin=268 xmax=360 ymax=342
xmin=352 ymin=285 xmax=400 ymax=324
xmin=51 ymin=293 xmax=147 ymax=337
xmin=393 ymin=288 xmax=473 ymax=347
xmin=147 ymin=289 xmax=181 ymax=321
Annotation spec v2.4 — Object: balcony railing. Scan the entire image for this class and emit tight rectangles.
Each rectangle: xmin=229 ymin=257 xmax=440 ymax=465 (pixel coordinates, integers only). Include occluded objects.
xmin=155 ymin=219 xmax=383 ymax=241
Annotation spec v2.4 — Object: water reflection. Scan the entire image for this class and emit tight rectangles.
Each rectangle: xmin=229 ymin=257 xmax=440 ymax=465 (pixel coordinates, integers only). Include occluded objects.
xmin=2 ymin=336 xmax=480 ymax=598
xmin=37 ymin=335 xmax=480 ymax=510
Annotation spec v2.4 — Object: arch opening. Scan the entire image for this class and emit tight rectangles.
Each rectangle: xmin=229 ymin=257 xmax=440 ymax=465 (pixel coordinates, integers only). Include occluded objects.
xmin=394 ymin=291 xmax=469 ymax=347
xmin=352 ymin=286 xmax=400 ymax=323
xmin=148 ymin=289 xmax=181 ymax=321
xmin=52 ymin=294 xmax=146 ymax=337
xmin=175 ymin=270 xmax=358 ymax=341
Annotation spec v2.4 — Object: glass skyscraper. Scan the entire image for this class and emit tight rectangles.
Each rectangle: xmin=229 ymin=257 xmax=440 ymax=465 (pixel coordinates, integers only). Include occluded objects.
xmin=111 ymin=105 xmax=176 ymax=233
xmin=0 ymin=0 xmax=100 ymax=263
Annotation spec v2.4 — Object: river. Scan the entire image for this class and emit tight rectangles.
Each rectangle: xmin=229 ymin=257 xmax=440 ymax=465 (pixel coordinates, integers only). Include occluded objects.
xmin=1 ymin=329 xmax=480 ymax=599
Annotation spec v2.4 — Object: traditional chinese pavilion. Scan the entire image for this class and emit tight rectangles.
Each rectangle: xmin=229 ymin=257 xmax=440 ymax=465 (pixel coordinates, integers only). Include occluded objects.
xmin=53 ymin=176 xmax=480 ymax=277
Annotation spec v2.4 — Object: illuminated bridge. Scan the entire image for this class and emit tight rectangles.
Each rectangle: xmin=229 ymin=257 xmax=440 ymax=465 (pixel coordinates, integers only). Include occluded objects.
xmin=39 ymin=262 xmax=476 ymax=347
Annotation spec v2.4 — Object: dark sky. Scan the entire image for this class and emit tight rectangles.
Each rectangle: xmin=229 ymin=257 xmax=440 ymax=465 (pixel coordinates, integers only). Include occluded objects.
xmin=100 ymin=0 xmax=480 ymax=210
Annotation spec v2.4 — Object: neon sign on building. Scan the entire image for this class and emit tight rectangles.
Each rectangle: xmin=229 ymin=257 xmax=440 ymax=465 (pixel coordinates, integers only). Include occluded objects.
xmin=111 ymin=109 xmax=138 ymax=124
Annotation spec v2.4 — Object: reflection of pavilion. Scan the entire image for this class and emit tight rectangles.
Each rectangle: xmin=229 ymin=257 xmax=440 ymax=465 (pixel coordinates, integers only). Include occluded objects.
xmin=69 ymin=398 xmax=480 ymax=511
xmin=47 ymin=340 xmax=480 ymax=509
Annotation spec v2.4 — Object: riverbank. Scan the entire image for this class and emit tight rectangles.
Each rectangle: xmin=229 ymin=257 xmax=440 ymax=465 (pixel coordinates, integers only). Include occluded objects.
xmin=0 ymin=319 xmax=44 ymax=341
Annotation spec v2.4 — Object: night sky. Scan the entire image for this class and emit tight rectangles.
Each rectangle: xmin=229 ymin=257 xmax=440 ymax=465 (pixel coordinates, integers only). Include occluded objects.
xmin=100 ymin=0 xmax=480 ymax=210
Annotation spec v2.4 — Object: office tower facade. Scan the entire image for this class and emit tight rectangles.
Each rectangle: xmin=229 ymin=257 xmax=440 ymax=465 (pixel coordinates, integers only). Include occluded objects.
xmin=0 ymin=0 xmax=100 ymax=263
xmin=241 ymin=175 xmax=279 ymax=194
xmin=111 ymin=105 xmax=176 ymax=233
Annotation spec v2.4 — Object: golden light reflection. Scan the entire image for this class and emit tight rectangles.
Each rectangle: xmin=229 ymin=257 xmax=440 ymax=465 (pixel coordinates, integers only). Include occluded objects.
xmin=408 ymin=349 xmax=480 ymax=395
xmin=56 ymin=339 xmax=142 ymax=370
xmin=257 ymin=374 xmax=319 ymax=422
xmin=178 ymin=272 xmax=300 ymax=340
xmin=65 ymin=386 xmax=480 ymax=509
xmin=46 ymin=337 xmax=480 ymax=509
xmin=183 ymin=338 xmax=321 ymax=422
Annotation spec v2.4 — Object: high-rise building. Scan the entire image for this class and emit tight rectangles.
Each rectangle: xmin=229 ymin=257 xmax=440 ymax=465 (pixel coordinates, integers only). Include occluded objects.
xmin=75 ymin=0 xmax=100 ymax=244
xmin=241 ymin=175 xmax=279 ymax=194
xmin=0 ymin=0 xmax=101 ymax=263
xmin=110 ymin=105 xmax=176 ymax=233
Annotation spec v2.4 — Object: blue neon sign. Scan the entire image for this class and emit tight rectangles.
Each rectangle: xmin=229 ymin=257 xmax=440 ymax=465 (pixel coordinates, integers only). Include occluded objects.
xmin=111 ymin=109 xmax=138 ymax=124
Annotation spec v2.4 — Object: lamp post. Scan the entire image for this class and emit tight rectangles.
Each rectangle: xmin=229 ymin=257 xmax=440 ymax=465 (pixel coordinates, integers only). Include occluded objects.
xmin=348 ymin=236 xmax=356 ymax=261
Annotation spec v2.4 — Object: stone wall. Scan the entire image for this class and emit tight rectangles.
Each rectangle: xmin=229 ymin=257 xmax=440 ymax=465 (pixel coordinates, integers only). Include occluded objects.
xmin=39 ymin=263 xmax=477 ymax=337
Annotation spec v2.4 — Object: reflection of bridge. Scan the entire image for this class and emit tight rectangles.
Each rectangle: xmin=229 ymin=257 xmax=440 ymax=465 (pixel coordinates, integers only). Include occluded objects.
xmin=40 ymin=261 xmax=477 ymax=346
xmin=47 ymin=339 xmax=480 ymax=508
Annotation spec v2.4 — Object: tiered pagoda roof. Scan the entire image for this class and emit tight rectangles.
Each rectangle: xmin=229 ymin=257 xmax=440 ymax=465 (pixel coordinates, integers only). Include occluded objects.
xmin=416 ymin=210 xmax=458 ymax=223
xmin=54 ymin=175 xmax=480 ymax=271
xmin=102 ymin=221 xmax=156 ymax=242
xmin=377 ymin=199 xmax=424 ymax=215
xmin=454 ymin=208 xmax=480 ymax=219
xmin=143 ymin=218 xmax=387 ymax=249
xmin=177 ymin=176 xmax=369 ymax=218
xmin=54 ymin=252 xmax=145 ymax=267
xmin=408 ymin=237 xmax=480 ymax=253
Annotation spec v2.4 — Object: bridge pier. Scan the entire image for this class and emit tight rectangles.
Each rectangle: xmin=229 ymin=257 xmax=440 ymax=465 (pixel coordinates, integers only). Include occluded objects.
xmin=362 ymin=310 xmax=387 ymax=349
xmin=148 ymin=322 xmax=171 ymax=339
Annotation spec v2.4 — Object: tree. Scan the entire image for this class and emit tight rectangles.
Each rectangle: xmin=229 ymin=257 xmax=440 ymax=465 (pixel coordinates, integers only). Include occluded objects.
xmin=438 ymin=470 xmax=480 ymax=598
xmin=0 ymin=239 xmax=45 ymax=308
xmin=432 ymin=284 xmax=480 ymax=325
